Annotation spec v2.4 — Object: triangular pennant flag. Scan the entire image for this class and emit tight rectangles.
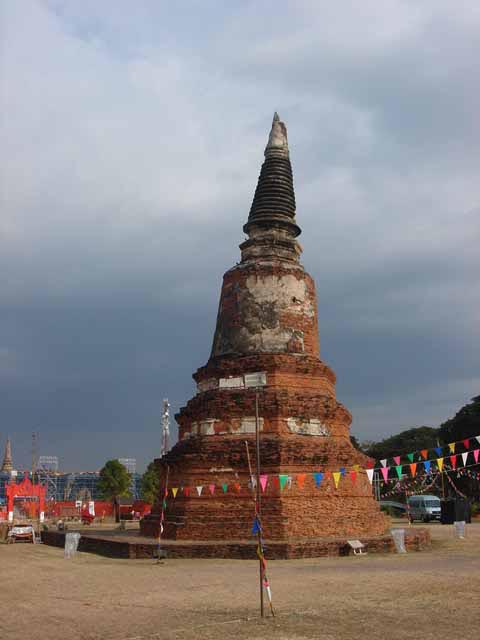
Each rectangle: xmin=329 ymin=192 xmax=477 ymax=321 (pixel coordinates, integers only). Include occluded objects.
xmin=233 ymin=482 xmax=241 ymax=493
xmin=324 ymin=470 xmax=332 ymax=481
xmin=340 ymin=467 xmax=346 ymax=477
xmin=260 ymin=475 xmax=268 ymax=492
xmin=353 ymin=464 xmax=360 ymax=472
xmin=252 ymin=517 xmax=261 ymax=534
xmin=162 ymin=499 xmax=167 ymax=509
xmin=393 ymin=456 xmax=401 ymax=465
xmin=463 ymin=439 xmax=470 ymax=449
xmin=380 ymin=459 xmax=388 ymax=468
xmin=448 ymin=443 xmax=455 ymax=454
xmin=183 ymin=487 xmax=190 ymax=497
xmin=461 ymin=452 xmax=468 ymax=466
xmin=434 ymin=447 xmax=442 ymax=457
xmin=272 ymin=476 xmax=280 ymax=489
xmin=409 ymin=463 xmax=417 ymax=477
xmin=279 ymin=474 xmax=289 ymax=491
xmin=366 ymin=460 xmax=375 ymax=469
xmin=380 ymin=467 xmax=389 ymax=482
xmin=476 ymin=436 xmax=480 ymax=445
xmin=209 ymin=484 xmax=216 ymax=495
xmin=474 ymin=449 xmax=479 ymax=463
xmin=437 ymin=458 xmax=444 ymax=472
xmin=420 ymin=449 xmax=428 ymax=460
xmin=407 ymin=452 xmax=414 ymax=463
xmin=450 ymin=454 xmax=457 ymax=470
xmin=350 ymin=470 xmax=357 ymax=485
xmin=297 ymin=473 xmax=306 ymax=489
xmin=366 ymin=469 xmax=374 ymax=484
xmin=221 ymin=482 xmax=228 ymax=493
xmin=332 ymin=472 xmax=341 ymax=488
xmin=424 ymin=461 xmax=431 ymax=474
xmin=196 ymin=485 xmax=203 ymax=496
xmin=313 ymin=472 xmax=324 ymax=487
xmin=171 ymin=487 xmax=178 ymax=498
xmin=395 ymin=465 xmax=403 ymax=479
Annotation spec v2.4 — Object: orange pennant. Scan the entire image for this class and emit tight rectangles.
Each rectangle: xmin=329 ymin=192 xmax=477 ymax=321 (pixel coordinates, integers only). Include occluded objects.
xmin=297 ymin=473 xmax=306 ymax=489
xmin=409 ymin=463 xmax=417 ymax=477
xmin=420 ymin=449 xmax=428 ymax=460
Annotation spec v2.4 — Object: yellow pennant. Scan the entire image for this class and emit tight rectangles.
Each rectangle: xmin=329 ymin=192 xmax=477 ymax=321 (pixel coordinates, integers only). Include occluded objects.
xmin=448 ymin=443 xmax=455 ymax=453
xmin=437 ymin=458 xmax=444 ymax=472
xmin=171 ymin=487 xmax=179 ymax=498
xmin=332 ymin=472 xmax=341 ymax=489
xmin=353 ymin=464 xmax=360 ymax=472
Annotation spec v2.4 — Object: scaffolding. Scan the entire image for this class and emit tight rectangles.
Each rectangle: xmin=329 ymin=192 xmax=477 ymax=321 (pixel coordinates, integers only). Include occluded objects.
xmin=37 ymin=455 xmax=59 ymax=501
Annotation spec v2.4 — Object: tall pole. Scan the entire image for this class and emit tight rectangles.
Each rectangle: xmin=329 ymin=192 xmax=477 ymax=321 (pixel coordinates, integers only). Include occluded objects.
xmin=255 ymin=388 xmax=264 ymax=618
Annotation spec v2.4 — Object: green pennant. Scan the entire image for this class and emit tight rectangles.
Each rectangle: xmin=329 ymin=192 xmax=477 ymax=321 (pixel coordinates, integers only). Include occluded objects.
xmin=279 ymin=474 xmax=289 ymax=491
xmin=162 ymin=499 xmax=167 ymax=509
xmin=221 ymin=483 xmax=228 ymax=493
xmin=406 ymin=453 xmax=414 ymax=462
xmin=395 ymin=465 xmax=403 ymax=479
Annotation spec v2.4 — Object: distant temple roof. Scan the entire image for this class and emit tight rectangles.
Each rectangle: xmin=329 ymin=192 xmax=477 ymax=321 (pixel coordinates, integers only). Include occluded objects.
xmin=1 ymin=437 xmax=13 ymax=473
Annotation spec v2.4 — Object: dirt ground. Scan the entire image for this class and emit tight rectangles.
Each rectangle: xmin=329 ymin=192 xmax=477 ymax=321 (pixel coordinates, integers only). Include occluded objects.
xmin=1 ymin=521 xmax=479 ymax=640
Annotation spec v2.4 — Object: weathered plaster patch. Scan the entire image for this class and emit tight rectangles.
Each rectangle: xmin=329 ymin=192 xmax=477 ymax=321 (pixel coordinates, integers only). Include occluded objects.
xmin=287 ymin=418 xmax=330 ymax=436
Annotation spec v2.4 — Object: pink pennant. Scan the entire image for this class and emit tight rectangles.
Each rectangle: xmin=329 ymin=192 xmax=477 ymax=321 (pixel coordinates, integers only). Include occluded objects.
xmin=463 ymin=438 xmax=470 ymax=449
xmin=209 ymin=484 xmax=215 ymax=495
xmin=393 ymin=456 xmax=401 ymax=465
xmin=260 ymin=475 xmax=268 ymax=493
xmin=380 ymin=467 xmax=389 ymax=482
xmin=474 ymin=449 xmax=479 ymax=463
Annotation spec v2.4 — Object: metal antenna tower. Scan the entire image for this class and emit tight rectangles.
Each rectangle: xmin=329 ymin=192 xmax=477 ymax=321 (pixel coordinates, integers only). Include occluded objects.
xmin=161 ymin=399 xmax=170 ymax=457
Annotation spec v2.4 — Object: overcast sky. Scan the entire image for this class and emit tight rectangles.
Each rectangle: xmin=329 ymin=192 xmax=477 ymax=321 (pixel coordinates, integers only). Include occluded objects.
xmin=1 ymin=0 xmax=479 ymax=472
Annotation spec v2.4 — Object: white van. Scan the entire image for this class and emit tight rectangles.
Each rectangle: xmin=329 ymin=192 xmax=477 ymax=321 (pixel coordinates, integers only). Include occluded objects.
xmin=407 ymin=494 xmax=441 ymax=522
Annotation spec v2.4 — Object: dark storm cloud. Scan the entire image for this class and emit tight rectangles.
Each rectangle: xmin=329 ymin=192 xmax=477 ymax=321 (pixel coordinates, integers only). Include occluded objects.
xmin=1 ymin=0 xmax=478 ymax=469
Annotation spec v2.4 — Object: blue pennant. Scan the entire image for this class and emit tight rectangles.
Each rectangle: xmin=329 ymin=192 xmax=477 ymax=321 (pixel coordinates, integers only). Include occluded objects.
xmin=252 ymin=517 xmax=261 ymax=535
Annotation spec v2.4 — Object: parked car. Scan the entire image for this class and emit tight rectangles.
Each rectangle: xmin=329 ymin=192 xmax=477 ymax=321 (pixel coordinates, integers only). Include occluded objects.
xmin=407 ymin=494 xmax=441 ymax=522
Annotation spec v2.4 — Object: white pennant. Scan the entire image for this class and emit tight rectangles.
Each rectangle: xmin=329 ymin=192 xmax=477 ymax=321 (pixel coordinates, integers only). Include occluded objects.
xmin=380 ymin=459 xmax=388 ymax=468
xmin=462 ymin=452 xmax=468 ymax=466
xmin=366 ymin=469 xmax=374 ymax=484
xmin=196 ymin=485 xmax=203 ymax=496
xmin=476 ymin=436 xmax=480 ymax=445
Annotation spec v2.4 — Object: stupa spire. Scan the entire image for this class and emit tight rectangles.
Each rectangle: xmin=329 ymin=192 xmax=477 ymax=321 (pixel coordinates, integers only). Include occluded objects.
xmin=1 ymin=437 xmax=13 ymax=473
xmin=243 ymin=112 xmax=300 ymax=240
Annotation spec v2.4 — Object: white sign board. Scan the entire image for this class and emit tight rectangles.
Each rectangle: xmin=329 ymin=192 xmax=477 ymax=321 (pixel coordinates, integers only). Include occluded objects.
xmin=219 ymin=376 xmax=244 ymax=389
xmin=244 ymin=372 xmax=267 ymax=388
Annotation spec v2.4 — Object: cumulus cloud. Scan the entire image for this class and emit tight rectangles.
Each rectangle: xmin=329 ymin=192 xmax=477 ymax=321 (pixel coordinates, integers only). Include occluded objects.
xmin=1 ymin=0 xmax=478 ymax=468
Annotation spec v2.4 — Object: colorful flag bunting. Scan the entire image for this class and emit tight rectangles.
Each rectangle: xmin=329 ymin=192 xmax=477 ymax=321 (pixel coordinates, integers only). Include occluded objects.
xmin=279 ymin=474 xmax=289 ymax=491
xmin=332 ymin=472 xmax=341 ymax=488
xmin=366 ymin=469 xmax=374 ymax=484
xmin=353 ymin=464 xmax=360 ymax=472
xmin=297 ymin=473 xmax=306 ymax=489
xmin=437 ymin=458 xmax=444 ymax=472
xmin=407 ymin=453 xmax=414 ymax=463
xmin=172 ymin=487 xmax=178 ymax=498
xmin=209 ymin=484 xmax=215 ymax=495
xmin=450 ymin=455 xmax=457 ymax=469
xmin=461 ymin=452 xmax=468 ymax=466
xmin=221 ymin=483 xmax=228 ymax=493
xmin=434 ymin=447 xmax=442 ymax=457
xmin=380 ymin=459 xmax=387 ymax=468
xmin=424 ymin=461 xmax=431 ymax=474
xmin=366 ymin=460 xmax=375 ymax=469
xmin=474 ymin=449 xmax=479 ymax=463
xmin=272 ymin=476 xmax=280 ymax=490
xmin=476 ymin=436 xmax=480 ymax=445
xmin=393 ymin=456 xmax=401 ymax=465
xmin=260 ymin=475 xmax=268 ymax=492
xmin=448 ymin=443 xmax=455 ymax=453
xmin=313 ymin=472 xmax=324 ymax=487
xmin=420 ymin=449 xmax=428 ymax=460
xmin=196 ymin=486 xmax=203 ymax=496
xmin=380 ymin=467 xmax=389 ymax=482
xmin=234 ymin=482 xmax=241 ymax=493
xmin=409 ymin=463 xmax=417 ymax=477
xmin=350 ymin=470 xmax=357 ymax=485
xmin=252 ymin=517 xmax=261 ymax=534
xmin=463 ymin=439 xmax=470 ymax=449
xmin=395 ymin=465 xmax=403 ymax=479
xmin=340 ymin=467 xmax=346 ymax=477
xmin=183 ymin=487 xmax=190 ymax=497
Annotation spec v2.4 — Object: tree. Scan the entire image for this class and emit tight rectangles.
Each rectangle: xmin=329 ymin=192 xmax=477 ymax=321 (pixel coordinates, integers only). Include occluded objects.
xmin=363 ymin=426 xmax=439 ymax=461
xmin=98 ymin=459 xmax=131 ymax=501
xmin=438 ymin=395 xmax=480 ymax=443
xmin=140 ymin=461 xmax=160 ymax=505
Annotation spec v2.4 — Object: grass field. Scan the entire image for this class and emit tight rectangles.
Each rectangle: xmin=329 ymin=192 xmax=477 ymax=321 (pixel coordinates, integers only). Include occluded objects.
xmin=1 ymin=521 xmax=478 ymax=640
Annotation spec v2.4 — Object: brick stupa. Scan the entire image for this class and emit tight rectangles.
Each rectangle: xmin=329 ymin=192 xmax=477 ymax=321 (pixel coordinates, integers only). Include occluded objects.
xmin=141 ymin=113 xmax=387 ymax=544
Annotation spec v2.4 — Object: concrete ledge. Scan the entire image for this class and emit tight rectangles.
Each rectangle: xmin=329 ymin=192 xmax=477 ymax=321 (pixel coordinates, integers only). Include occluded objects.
xmin=41 ymin=528 xmax=430 ymax=559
